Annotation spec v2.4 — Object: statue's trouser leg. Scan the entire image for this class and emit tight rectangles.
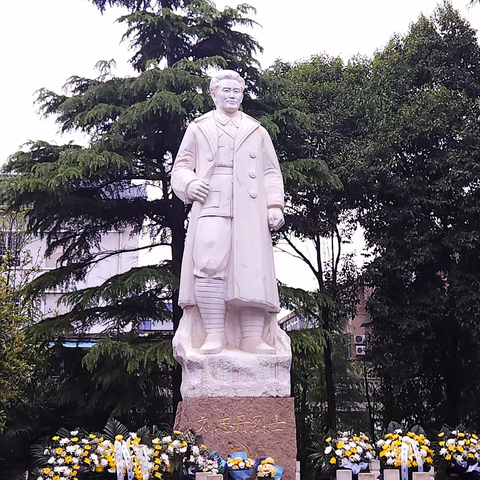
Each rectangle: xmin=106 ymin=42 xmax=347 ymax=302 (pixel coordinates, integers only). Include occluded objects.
xmin=195 ymin=278 xmax=225 ymax=335
xmin=193 ymin=215 xmax=231 ymax=354
xmin=238 ymin=306 xmax=276 ymax=355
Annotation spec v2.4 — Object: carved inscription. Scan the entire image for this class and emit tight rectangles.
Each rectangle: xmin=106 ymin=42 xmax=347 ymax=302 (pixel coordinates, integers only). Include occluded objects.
xmin=196 ymin=413 xmax=287 ymax=434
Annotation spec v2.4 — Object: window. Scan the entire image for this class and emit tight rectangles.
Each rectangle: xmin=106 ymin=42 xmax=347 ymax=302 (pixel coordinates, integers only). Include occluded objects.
xmin=45 ymin=246 xmax=63 ymax=269
xmin=0 ymin=232 xmax=22 ymax=267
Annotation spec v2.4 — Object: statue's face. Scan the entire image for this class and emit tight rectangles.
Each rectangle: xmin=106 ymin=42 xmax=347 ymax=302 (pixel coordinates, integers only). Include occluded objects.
xmin=211 ymin=79 xmax=244 ymax=115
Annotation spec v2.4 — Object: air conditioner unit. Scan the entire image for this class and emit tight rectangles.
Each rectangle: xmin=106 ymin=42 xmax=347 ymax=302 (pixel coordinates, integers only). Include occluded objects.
xmin=354 ymin=334 xmax=366 ymax=344
xmin=355 ymin=345 xmax=366 ymax=356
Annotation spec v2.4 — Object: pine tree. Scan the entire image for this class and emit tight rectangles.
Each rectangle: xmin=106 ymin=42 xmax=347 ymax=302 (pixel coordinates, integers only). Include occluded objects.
xmin=1 ymin=0 xmax=261 ymax=414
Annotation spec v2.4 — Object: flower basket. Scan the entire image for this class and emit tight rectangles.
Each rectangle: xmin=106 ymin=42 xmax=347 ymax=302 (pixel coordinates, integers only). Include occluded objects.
xmin=436 ymin=427 xmax=480 ymax=477
xmin=227 ymin=452 xmax=255 ymax=480
xmin=325 ymin=431 xmax=376 ymax=474
xmin=377 ymin=425 xmax=433 ymax=480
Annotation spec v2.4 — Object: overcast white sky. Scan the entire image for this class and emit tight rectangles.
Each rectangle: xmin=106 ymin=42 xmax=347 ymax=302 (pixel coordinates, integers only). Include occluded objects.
xmin=1 ymin=0 xmax=480 ymax=291
xmin=2 ymin=0 xmax=480 ymax=165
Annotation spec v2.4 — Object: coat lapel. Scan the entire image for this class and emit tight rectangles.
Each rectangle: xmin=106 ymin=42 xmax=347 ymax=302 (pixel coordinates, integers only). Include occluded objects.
xmin=235 ymin=113 xmax=260 ymax=152
xmin=195 ymin=111 xmax=218 ymax=159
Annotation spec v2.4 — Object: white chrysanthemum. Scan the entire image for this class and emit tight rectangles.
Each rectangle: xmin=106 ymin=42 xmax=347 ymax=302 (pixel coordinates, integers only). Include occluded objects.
xmin=440 ymin=448 xmax=447 ymax=455
xmin=60 ymin=438 xmax=69 ymax=445
xmin=70 ymin=430 xmax=79 ymax=436
xmin=447 ymin=439 xmax=455 ymax=446
xmin=357 ymin=446 xmax=363 ymax=454
xmin=377 ymin=440 xmax=385 ymax=447
xmin=81 ymin=439 xmax=88 ymax=444
xmin=100 ymin=458 xmax=108 ymax=467
xmin=386 ymin=458 xmax=395 ymax=465
xmin=66 ymin=446 xmax=75 ymax=453
xmin=335 ymin=449 xmax=343 ymax=456
xmin=162 ymin=436 xmax=172 ymax=443
xmin=325 ymin=446 xmax=333 ymax=454
xmin=452 ymin=431 xmax=458 ymax=435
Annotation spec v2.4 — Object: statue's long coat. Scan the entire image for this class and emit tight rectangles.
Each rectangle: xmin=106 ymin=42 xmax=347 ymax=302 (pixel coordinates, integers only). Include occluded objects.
xmin=171 ymin=110 xmax=284 ymax=313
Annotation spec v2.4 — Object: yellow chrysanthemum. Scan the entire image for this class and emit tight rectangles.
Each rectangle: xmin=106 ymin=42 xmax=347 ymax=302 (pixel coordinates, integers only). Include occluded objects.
xmin=438 ymin=432 xmax=445 ymax=438
xmin=330 ymin=457 xmax=337 ymax=464
xmin=115 ymin=435 xmax=123 ymax=441
xmin=326 ymin=437 xmax=332 ymax=442
xmin=52 ymin=436 xmax=60 ymax=441
xmin=71 ymin=437 xmax=78 ymax=442
xmin=173 ymin=430 xmax=182 ymax=435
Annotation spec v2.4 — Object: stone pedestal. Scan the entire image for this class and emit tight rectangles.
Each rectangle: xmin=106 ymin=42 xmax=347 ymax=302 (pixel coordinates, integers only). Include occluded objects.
xmin=176 ymin=348 xmax=291 ymax=398
xmin=359 ymin=474 xmax=376 ymax=480
xmin=175 ymin=397 xmax=296 ymax=480
xmin=384 ymin=470 xmax=400 ymax=480
xmin=337 ymin=470 xmax=353 ymax=480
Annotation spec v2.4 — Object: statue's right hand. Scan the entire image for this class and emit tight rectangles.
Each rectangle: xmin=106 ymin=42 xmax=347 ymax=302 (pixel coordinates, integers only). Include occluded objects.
xmin=187 ymin=179 xmax=209 ymax=203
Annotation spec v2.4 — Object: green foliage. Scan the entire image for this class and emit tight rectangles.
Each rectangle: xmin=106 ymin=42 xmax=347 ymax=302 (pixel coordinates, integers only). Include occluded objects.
xmin=102 ymin=417 xmax=130 ymax=442
xmin=83 ymin=337 xmax=174 ymax=374
xmin=351 ymin=3 xmax=480 ymax=429
xmin=0 ymin=1 xmax=262 ymax=476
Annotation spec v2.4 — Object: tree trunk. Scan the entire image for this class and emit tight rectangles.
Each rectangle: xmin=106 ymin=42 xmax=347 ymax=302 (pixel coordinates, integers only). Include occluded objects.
xmin=444 ymin=292 xmax=460 ymax=426
xmin=324 ymin=335 xmax=336 ymax=429
xmin=170 ymin=195 xmax=186 ymax=415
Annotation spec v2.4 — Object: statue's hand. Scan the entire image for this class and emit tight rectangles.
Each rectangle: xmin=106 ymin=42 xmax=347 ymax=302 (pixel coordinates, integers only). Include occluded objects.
xmin=268 ymin=207 xmax=284 ymax=231
xmin=187 ymin=179 xmax=209 ymax=203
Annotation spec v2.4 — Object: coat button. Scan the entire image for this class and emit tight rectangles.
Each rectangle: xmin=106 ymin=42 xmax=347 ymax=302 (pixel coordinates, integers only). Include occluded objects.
xmin=249 ymin=171 xmax=257 ymax=178
xmin=249 ymin=152 xmax=257 ymax=158
xmin=250 ymin=190 xmax=257 ymax=198
xmin=207 ymin=156 xmax=214 ymax=162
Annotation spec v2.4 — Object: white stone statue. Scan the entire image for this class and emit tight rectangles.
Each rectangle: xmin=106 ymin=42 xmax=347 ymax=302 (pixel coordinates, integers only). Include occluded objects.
xmin=171 ymin=70 xmax=291 ymax=396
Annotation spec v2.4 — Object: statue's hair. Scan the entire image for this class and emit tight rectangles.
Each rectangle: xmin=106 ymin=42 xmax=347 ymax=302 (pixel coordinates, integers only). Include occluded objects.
xmin=210 ymin=70 xmax=245 ymax=93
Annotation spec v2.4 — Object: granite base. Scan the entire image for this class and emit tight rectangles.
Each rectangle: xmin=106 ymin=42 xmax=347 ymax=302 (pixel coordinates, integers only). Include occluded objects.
xmin=175 ymin=397 xmax=297 ymax=480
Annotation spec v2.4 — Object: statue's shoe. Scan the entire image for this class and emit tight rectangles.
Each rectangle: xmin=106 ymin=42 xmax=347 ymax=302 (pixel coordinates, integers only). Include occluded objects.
xmin=199 ymin=333 xmax=227 ymax=355
xmin=239 ymin=337 xmax=276 ymax=355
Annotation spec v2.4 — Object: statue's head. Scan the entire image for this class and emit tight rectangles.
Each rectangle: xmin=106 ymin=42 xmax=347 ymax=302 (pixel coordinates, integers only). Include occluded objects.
xmin=210 ymin=70 xmax=245 ymax=115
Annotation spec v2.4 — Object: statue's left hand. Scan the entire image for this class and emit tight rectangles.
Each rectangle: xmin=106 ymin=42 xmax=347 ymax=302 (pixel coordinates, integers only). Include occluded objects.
xmin=268 ymin=207 xmax=285 ymax=231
